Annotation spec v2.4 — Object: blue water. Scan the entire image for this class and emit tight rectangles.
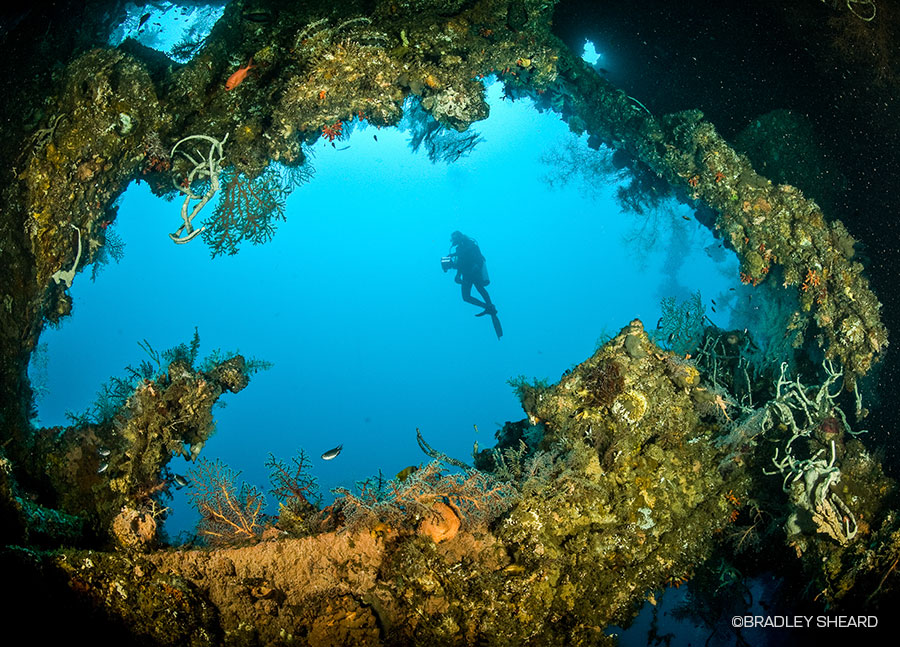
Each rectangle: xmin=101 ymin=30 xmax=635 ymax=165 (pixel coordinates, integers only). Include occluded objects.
xmin=108 ymin=1 xmax=226 ymax=61
xmin=31 ymin=81 xmax=742 ymax=537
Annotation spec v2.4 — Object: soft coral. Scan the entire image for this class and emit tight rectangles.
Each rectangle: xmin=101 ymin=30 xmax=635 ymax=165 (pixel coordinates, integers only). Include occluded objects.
xmin=321 ymin=120 xmax=343 ymax=142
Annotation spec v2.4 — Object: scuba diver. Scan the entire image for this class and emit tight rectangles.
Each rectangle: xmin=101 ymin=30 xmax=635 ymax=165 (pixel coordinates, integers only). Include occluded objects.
xmin=442 ymin=231 xmax=503 ymax=339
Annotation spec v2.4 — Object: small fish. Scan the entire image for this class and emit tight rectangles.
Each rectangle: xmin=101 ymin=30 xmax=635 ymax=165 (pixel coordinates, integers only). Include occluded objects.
xmin=98 ymin=448 xmax=111 ymax=457
xmin=729 ymin=287 xmax=735 ymax=291
xmin=503 ymin=564 xmax=526 ymax=574
xmin=321 ymin=444 xmax=343 ymax=460
xmin=173 ymin=474 xmax=189 ymax=489
xmin=138 ymin=13 xmax=151 ymax=28
xmin=97 ymin=462 xmax=108 ymax=474
xmin=667 ymin=333 xmax=675 ymax=344
xmin=396 ymin=465 xmax=418 ymax=482
xmin=681 ymin=215 xmax=690 ymax=220
xmin=373 ymin=134 xmax=378 ymax=141
xmin=711 ymin=299 xmax=716 ymax=306
xmin=242 ymin=7 xmax=276 ymax=23
xmin=473 ymin=423 xmax=479 ymax=433
xmin=711 ymin=306 xmax=716 ymax=313
xmin=225 ymin=57 xmax=255 ymax=91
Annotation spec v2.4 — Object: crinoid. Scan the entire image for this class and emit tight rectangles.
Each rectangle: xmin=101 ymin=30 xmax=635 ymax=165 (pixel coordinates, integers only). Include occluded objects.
xmin=582 ymin=358 xmax=625 ymax=408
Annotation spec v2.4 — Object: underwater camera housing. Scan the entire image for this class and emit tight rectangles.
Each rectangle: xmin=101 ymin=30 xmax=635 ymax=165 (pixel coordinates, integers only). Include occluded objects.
xmin=441 ymin=256 xmax=456 ymax=272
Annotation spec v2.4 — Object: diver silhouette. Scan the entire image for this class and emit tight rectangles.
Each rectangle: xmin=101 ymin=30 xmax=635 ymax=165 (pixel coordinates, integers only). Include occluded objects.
xmin=442 ymin=231 xmax=503 ymax=339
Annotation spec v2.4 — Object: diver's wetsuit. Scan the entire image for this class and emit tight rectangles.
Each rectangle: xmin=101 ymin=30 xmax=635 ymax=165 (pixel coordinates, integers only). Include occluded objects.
xmin=448 ymin=232 xmax=502 ymax=338
xmin=452 ymin=237 xmax=495 ymax=315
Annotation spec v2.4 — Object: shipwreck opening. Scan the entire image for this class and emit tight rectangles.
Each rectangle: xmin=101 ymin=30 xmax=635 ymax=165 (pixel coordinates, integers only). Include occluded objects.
xmin=108 ymin=1 xmax=227 ymax=62
xmin=3 ymin=1 xmax=895 ymax=642
xmin=30 ymin=81 xmax=753 ymax=537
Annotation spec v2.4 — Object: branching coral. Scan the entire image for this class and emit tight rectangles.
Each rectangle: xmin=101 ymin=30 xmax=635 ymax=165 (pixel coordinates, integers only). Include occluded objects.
xmin=187 ymin=457 xmax=268 ymax=545
xmin=201 ymin=165 xmax=288 ymax=257
xmin=402 ymin=98 xmax=485 ymax=163
xmin=266 ymin=449 xmax=319 ymax=506
xmin=334 ymin=460 xmax=517 ymax=532
xmin=169 ymin=133 xmax=229 ymax=244
xmin=653 ymin=291 xmax=707 ymax=356
xmin=759 ymin=361 xmax=863 ymax=548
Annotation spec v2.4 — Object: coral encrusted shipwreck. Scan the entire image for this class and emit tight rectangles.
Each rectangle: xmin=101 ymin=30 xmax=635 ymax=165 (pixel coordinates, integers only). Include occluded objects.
xmin=0 ymin=0 xmax=896 ymax=645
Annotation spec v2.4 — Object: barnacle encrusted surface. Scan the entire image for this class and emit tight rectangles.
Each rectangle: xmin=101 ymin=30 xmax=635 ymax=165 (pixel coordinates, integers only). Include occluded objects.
xmin=2 ymin=319 xmax=897 ymax=643
xmin=557 ymin=70 xmax=887 ymax=385
xmin=25 ymin=356 xmax=249 ymax=543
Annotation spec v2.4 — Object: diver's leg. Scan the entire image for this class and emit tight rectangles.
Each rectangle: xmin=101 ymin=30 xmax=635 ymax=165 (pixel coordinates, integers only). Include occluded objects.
xmin=474 ymin=284 xmax=496 ymax=314
xmin=461 ymin=281 xmax=488 ymax=309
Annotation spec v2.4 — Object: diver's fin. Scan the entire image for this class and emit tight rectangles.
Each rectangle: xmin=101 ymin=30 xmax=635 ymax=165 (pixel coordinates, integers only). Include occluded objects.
xmin=491 ymin=313 xmax=503 ymax=339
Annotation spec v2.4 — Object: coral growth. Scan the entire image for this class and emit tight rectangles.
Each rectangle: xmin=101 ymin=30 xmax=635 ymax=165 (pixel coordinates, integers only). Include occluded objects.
xmin=0 ymin=0 xmax=895 ymax=643
xmin=654 ymin=290 xmax=707 ymax=355
xmin=557 ymin=47 xmax=887 ymax=386
xmin=418 ymin=501 xmax=461 ymax=542
xmin=580 ymin=358 xmax=625 ymax=408
xmin=266 ymin=449 xmax=321 ymax=535
xmin=187 ymin=457 xmax=268 ymax=545
xmin=334 ymin=460 xmax=516 ymax=534
xmin=25 ymin=339 xmax=259 ymax=547
xmin=2 ymin=320 xmax=898 ymax=643
xmin=201 ymin=166 xmax=288 ymax=257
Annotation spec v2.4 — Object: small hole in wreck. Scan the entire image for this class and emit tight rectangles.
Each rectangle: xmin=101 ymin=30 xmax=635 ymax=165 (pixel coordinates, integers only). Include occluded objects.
xmin=30 ymin=82 xmax=746 ymax=537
